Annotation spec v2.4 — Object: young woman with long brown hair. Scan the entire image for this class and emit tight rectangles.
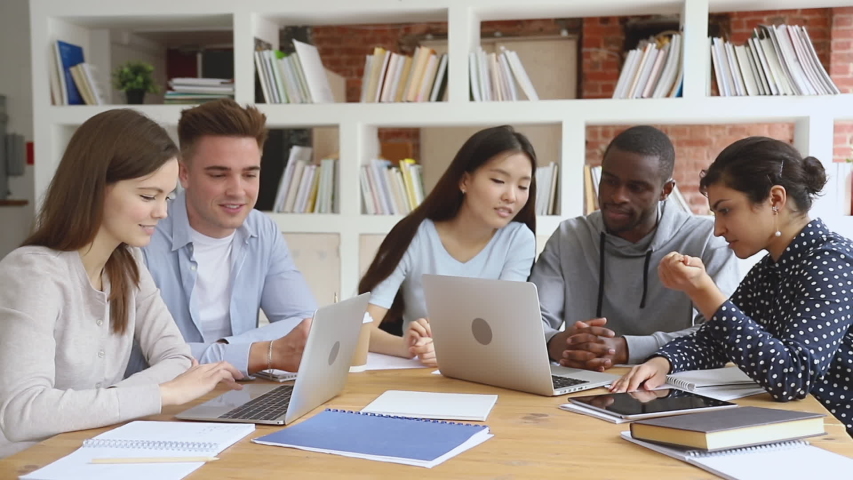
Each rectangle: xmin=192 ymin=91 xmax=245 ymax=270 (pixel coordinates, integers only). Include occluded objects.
xmin=359 ymin=125 xmax=538 ymax=367
xmin=0 ymin=109 xmax=243 ymax=457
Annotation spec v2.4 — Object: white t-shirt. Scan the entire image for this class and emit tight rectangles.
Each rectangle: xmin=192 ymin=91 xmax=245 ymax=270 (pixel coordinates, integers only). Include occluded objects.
xmin=189 ymin=228 xmax=235 ymax=341
xmin=369 ymin=219 xmax=536 ymax=331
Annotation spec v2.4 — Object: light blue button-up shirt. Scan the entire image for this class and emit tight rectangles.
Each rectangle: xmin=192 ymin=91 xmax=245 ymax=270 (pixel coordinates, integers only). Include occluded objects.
xmin=125 ymin=191 xmax=317 ymax=376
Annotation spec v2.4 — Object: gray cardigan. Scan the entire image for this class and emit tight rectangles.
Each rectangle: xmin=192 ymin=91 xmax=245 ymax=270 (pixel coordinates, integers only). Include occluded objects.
xmin=0 ymin=247 xmax=192 ymax=457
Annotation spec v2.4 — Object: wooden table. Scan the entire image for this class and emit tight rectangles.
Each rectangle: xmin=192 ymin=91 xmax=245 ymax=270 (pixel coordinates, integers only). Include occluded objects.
xmin=2 ymin=367 xmax=851 ymax=479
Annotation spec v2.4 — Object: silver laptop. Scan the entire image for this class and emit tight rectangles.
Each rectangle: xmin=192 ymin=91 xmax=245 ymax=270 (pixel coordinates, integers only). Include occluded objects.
xmin=176 ymin=293 xmax=370 ymax=425
xmin=423 ymin=275 xmax=619 ymax=396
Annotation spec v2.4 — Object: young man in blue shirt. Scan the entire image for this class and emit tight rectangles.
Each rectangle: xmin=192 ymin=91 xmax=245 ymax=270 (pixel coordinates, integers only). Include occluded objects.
xmin=126 ymin=99 xmax=317 ymax=377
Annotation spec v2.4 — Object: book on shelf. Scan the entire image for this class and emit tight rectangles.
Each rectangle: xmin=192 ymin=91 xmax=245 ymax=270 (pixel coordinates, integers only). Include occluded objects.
xmin=613 ymin=33 xmax=683 ymax=99
xmin=165 ymin=78 xmax=234 ymax=104
xmin=629 ymin=406 xmax=826 ymax=452
xmin=53 ymin=40 xmax=86 ymax=105
xmin=252 ymin=408 xmax=493 ymax=468
xmin=359 ymin=46 xmax=448 ymax=103
xmin=470 ymin=46 xmax=538 ymax=102
xmin=535 ymin=162 xmax=559 ymax=215
xmin=67 ymin=63 xmax=105 ymax=105
xmin=621 ymin=430 xmax=852 ymax=480
xmin=361 ymin=158 xmax=425 ymax=215
xmin=271 ymin=146 xmax=338 ymax=214
xmin=20 ymin=421 xmax=254 ymax=480
xmin=254 ymin=41 xmax=334 ymax=104
xmin=710 ymin=24 xmax=839 ymax=97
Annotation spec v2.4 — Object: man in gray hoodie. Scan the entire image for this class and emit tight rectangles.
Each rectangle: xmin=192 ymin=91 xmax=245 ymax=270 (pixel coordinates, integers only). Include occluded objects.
xmin=531 ymin=126 xmax=739 ymax=370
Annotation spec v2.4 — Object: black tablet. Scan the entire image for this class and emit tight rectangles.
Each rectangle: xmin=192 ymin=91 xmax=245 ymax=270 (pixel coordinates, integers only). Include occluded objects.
xmin=568 ymin=389 xmax=738 ymax=420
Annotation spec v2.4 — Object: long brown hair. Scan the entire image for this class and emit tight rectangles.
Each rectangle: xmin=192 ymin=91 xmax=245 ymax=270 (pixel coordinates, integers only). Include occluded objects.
xmin=359 ymin=125 xmax=537 ymax=327
xmin=24 ymin=109 xmax=180 ymax=335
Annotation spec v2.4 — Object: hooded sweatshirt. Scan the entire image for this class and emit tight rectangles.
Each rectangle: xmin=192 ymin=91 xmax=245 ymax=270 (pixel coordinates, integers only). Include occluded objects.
xmin=530 ymin=198 xmax=740 ymax=363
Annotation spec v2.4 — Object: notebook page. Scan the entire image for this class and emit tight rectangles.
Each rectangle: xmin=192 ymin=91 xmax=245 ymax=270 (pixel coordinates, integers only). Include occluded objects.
xmin=621 ymin=431 xmax=853 ymax=480
xmin=94 ymin=421 xmax=255 ymax=453
xmin=693 ymin=442 xmax=853 ymax=480
xmin=21 ymin=422 xmax=254 ymax=480
xmin=361 ymin=390 xmax=498 ymax=421
xmin=666 ymin=367 xmax=755 ymax=391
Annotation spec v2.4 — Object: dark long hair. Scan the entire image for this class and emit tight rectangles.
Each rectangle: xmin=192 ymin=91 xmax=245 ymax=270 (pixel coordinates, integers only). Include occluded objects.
xmin=359 ymin=125 xmax=537 ymax=327
xmin=24 ymin=109 xmax=180 ymax=335
xmin=700 ymin=136 xmax=826 ymax=213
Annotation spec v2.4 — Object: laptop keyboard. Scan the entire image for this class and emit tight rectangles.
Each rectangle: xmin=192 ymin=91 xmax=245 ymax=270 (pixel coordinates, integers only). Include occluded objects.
xmin=218 ymin=385 xmax=294 ymax=421
xmin=552 ymin=375 xmax=589 ymax=390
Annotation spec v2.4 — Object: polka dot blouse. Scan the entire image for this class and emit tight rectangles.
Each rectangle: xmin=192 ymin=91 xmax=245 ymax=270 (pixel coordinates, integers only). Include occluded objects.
xmin=656 ymin=219 xmax=853 ymax=437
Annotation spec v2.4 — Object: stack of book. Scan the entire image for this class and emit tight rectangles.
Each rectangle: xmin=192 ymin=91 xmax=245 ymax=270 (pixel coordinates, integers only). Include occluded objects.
xmin=469 ymin=46 xmax=538 ymax=102
xmin=612 ymin=33 xmax=684 ymax=99
xmin=535 ymin=162 xmax=559 ymax=215
xmin=272 ymin=146 xmax=338 ymax=214
xmin=359 ymin=46 xmax=448 ymax=103
xmin=622 ymin=406 xmax=853 ymax=479
xmin=710 ymin=25 xmax=839 ymax=97
xmin=360 ymin=158 xmax=425 ymax=215
xmin=164 ymin=78 xmax=234 ymax=104
xmin=255 ymin=40 xmax=335 ymax=104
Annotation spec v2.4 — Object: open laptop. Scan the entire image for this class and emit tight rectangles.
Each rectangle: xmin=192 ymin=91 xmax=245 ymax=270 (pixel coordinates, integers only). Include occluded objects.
xmin=176 ymin=293 xmax=370 ymax=425
xmin=423 ymin=275 xmax=620 ymax=396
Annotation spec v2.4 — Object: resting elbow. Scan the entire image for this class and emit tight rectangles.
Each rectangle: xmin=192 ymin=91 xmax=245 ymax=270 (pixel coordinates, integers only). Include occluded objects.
xmin=1 ymin=416 xmax=36 ymax=442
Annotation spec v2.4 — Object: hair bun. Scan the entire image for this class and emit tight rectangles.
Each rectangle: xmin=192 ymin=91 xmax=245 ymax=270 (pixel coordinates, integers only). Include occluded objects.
xmin=801 ymin=156 xmax=827 ymax=195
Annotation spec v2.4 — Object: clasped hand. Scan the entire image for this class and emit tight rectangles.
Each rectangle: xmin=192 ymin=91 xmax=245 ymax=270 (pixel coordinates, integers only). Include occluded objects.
xmin=556 ymin=318 xmax=627 ymax=371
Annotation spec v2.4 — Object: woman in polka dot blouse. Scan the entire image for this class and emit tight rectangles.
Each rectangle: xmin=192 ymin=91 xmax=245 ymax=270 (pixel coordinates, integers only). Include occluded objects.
xmin=611 ymin=136 xmax=853 ymax=437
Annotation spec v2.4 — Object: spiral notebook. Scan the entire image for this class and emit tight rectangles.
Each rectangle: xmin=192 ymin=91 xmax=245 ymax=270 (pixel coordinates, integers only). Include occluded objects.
xmin=621 ymin=431 xmax=853 ymax=480
xmin=252 ymin=408 xmax=492 ymax=468
xmin=665 ymin=367 xmax=756 ymax=391
xmin=21 ymin=421 xmax=255 ymax=480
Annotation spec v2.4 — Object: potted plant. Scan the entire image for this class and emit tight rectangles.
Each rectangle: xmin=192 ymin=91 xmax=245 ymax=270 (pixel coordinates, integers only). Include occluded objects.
xmin=112 ymin=61 xmax=159 ymax=104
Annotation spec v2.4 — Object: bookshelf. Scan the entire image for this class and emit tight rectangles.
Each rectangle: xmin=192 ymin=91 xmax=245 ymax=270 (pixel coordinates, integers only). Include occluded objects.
xmin=31 ymin=0 xmax=853 ymax=301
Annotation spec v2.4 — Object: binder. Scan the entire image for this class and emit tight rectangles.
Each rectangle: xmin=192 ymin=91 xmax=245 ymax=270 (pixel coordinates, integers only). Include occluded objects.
xmin=252 ymin=408 xmax=493 ymax=468
xmin=621 ymin=431 xmax=853 ymax=480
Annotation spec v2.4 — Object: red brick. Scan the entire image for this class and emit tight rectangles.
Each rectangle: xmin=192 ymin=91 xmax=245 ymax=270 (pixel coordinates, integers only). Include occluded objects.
xmin=836 ymin=16 xmax=853 ymax=28
xmin=832 ymin=39 xmax=853 ymax=52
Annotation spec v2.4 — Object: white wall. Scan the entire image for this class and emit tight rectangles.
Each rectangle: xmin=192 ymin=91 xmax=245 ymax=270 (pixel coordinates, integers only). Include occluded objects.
xmin=0 ymin=0 xmax=36 ymax=258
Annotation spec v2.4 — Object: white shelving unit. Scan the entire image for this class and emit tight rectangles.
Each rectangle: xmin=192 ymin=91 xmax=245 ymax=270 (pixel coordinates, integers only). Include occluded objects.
xmin=30 ymin=0 xmax=853 ymax=300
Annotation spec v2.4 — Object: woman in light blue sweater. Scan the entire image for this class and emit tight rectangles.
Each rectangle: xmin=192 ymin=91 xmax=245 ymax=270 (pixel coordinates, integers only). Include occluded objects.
xmin=359 ymin=126 xmax=538 ymax=367
xmin=0 ymin=109 xmax=243 ymax=457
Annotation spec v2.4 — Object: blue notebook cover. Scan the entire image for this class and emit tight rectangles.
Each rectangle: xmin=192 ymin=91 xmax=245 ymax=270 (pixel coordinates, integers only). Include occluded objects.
xmin=253 ymin=408 xmax=489 ymax=463
xmin=56 ymin=40 xmax=85 ymax=105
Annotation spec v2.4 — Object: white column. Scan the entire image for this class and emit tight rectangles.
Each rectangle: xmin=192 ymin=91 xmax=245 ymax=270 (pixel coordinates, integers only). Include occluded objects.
xmin=680 ymin=0 xmax=709 ymax=99
xmin=447 ymin=5 xmax=480 ymax=104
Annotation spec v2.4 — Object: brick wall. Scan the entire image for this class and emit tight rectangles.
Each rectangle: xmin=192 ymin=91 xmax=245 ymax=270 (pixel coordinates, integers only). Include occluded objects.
xmin=832 ymin=8 xmax=853 ymax=165
xmin=586 ymin=124 xmax=794 ymax=214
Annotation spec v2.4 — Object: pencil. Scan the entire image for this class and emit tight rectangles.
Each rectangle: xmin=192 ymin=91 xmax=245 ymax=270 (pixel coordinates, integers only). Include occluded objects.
xmin=89 ymin=456 xmax=219 ymax=464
